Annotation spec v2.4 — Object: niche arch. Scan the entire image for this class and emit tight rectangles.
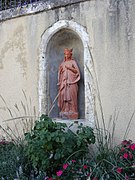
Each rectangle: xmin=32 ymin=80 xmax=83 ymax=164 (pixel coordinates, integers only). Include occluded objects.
xmin=39 ymin=20 xmax=94 ymax=123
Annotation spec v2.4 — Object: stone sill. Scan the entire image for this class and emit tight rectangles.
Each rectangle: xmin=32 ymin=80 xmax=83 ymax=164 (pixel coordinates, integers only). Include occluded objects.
xmin=53 ymin=118 xmax=94 ymax=128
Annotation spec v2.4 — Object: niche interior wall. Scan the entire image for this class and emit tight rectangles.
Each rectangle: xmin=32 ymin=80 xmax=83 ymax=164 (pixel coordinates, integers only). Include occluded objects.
xmin=46 ymin=28 xmax=84 ymax=118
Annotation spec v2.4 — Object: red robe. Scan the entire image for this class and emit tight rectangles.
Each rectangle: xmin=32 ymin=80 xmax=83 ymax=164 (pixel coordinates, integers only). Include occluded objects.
xmin=58 ymin=59 xmax=80 ymax=119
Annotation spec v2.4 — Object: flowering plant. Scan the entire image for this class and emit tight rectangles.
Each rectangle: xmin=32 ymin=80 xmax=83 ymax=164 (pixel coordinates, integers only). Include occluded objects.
xmin=48 ymin=158 xmax=93 ymax=180
xmin=47 ymin=140 xmax=135 ymax=180
xmin=116 ymin=140 xmax=135 ymax=179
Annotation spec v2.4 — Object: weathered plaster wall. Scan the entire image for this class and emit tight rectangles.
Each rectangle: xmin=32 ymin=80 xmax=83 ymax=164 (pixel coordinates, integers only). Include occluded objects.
xmin=93 ymin=0 xmax=135 ymax=142
xmin=0 ymin=0 xmax=135 ymax=142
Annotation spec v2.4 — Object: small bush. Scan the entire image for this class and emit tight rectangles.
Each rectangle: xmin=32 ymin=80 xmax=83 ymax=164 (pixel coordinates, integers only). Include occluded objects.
xmin=0 ymin=138 xmax=38 ymax=179
xmin=25 ymin=114 xmax=95 ymax=177
xmin=0 ymin=140 xmax=17 ymax=178
xmin=0 ymin=139 xmax=27 ymax=178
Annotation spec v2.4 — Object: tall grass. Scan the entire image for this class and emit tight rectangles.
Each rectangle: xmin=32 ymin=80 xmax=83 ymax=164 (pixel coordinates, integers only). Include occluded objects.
xmin=0 ymin=90 xmax=38 ymax=141
xmin=0 ymin=91 xmax=40 ymax=179
xmin=87 ymin=44 xmax=135 ymax=146
xmin=85 ymin=45 xmax=135 ymax=179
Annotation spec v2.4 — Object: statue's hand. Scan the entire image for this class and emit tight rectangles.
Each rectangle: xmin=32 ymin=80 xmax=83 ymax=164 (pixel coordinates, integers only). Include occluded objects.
xmin=65 ymin=65 xmax=69 ymax=69
xmin=67 ymin=82 xmax=70 ymax=86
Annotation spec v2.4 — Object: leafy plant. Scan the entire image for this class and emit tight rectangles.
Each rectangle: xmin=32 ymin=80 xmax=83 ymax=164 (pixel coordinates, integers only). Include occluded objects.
xmin=0 ymin=137 xmax=45 ymax=179
xmin=50 ymin=140 xmax=135 ymax=180
xmin=116 ymin=140 xmax=135 ymax=179
xmin=25 ymin=114 xmax=95 ymax=177
xmin=48 ymin=158 xmax=93 ymax=180
xmin=0 ymin=139 xmax=27 ymax=179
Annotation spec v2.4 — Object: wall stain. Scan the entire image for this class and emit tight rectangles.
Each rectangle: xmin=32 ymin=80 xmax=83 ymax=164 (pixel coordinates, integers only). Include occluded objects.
xmin=0 ymin=25 xmax=27 ymax=77
xmin=0 ymin=106 xmax=7 ymax=111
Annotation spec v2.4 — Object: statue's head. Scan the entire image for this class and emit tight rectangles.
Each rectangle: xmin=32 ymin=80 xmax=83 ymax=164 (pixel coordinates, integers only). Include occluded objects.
xmin=64 ymin=48 xmax=72 ymax=54
xmin=64 ymin=48 xmax=73 ymax=60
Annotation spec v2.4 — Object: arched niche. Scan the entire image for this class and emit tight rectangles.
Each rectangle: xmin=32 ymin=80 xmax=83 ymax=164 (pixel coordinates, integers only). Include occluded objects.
xmin=46 ymin=29 xmax=84 ymax=118
xmin=39 ymin=20 xmax=95 ymax=124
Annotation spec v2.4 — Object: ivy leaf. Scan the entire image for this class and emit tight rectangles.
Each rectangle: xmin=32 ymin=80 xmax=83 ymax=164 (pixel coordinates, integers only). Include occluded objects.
xmin=47 ymin=135 xmax=51 ymax=141
xmin=56 ymin=137 xmax=59 ymax=142
xmin=61 ymin=137 xmax=65 ymax=143
xmin=54 ymin=153 xmax=60 ymax=160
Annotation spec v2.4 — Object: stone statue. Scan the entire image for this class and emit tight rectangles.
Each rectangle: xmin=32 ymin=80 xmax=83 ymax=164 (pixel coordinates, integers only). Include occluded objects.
xmin=57 ymin=48 xmax=80 ymax=119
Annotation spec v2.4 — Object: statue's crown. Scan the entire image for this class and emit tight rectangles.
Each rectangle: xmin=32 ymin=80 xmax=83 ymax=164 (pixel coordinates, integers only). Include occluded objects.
xmin=64 ymin=48 xmax=73 ymax=54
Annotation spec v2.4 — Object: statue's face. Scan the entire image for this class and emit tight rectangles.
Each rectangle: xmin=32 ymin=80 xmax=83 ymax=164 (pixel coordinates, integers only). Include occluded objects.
xmin=64 ymin=52 xmax=72 ymax=60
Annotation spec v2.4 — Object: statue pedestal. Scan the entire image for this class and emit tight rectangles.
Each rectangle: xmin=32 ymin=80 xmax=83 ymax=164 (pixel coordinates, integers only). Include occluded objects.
xmin=53 ymin=118 xmax=94 ymax=129
xmin=60 ymin=111 xmax=78 ymax=119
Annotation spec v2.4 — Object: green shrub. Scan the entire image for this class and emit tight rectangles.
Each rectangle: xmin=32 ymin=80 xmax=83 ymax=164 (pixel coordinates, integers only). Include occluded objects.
xmin=0 ymin=140 xmax=17 ymax=178
xmin=0 ymin=138 xmax=38 ymax=179
xmin=25 ymin=114 xmax=95 ymax=177
xmin=0 ymin=139 xmax=26 ymax=178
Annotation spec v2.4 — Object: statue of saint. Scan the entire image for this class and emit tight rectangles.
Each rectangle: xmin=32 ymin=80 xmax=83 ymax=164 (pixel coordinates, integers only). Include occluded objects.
xmin=57 ymin=48 xmax=80 ymax=119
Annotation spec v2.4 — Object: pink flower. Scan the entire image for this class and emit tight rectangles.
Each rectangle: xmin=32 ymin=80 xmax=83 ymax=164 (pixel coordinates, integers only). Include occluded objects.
xmin=0 ymin=140 xmax=10 ymax=145
xmin=72 ymin=160 xmax=76 ymax=163
xmin=130 ymin=144 xmax=135 ymax=150
xmin=125 ymin=175 xmax=129 ymax=180
xmin=83 ymin=165 xmax=88 ymax=169
xmin=122 ymin=140 xmax=132 ymax=146
xmin=63 ymin=163 xmax=68 ymax=169
xmin=92 ymin=177 xmax=98 ymax=180
xmin=129 ymin=153 xmax=133 ymax=159
xmin=122 ymin=140 xmax=129 ymax=145
xmin=48 ymin=178 xmax=53 ymax=180
xmin=123 ymin=153 xmax=128 ymax=159
xmin=121 ymin=147 xmax=125 ymax=152
xmin=117 ymin=167 xmax=122 ymax=174
xmin=120 ymin=156 xmax=123 ymax=159
xmin=56 ymin=170 xmax=63 ymax=177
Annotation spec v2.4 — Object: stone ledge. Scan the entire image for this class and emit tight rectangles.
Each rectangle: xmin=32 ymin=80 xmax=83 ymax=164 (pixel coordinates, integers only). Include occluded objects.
xmin=53 ymin=118 xmax=94 ymax=128
xmin=0 ymin=0 xmax=91 ymax=22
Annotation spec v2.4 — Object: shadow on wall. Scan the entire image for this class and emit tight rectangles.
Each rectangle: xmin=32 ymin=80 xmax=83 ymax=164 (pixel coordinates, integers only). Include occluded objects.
xmin=46 ymin=28 xmax=85 ymax=119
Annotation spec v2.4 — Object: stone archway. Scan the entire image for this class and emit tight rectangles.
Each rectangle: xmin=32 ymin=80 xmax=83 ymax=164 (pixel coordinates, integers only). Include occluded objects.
xmin=39 ymin=20 xmax=94 ymax=123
